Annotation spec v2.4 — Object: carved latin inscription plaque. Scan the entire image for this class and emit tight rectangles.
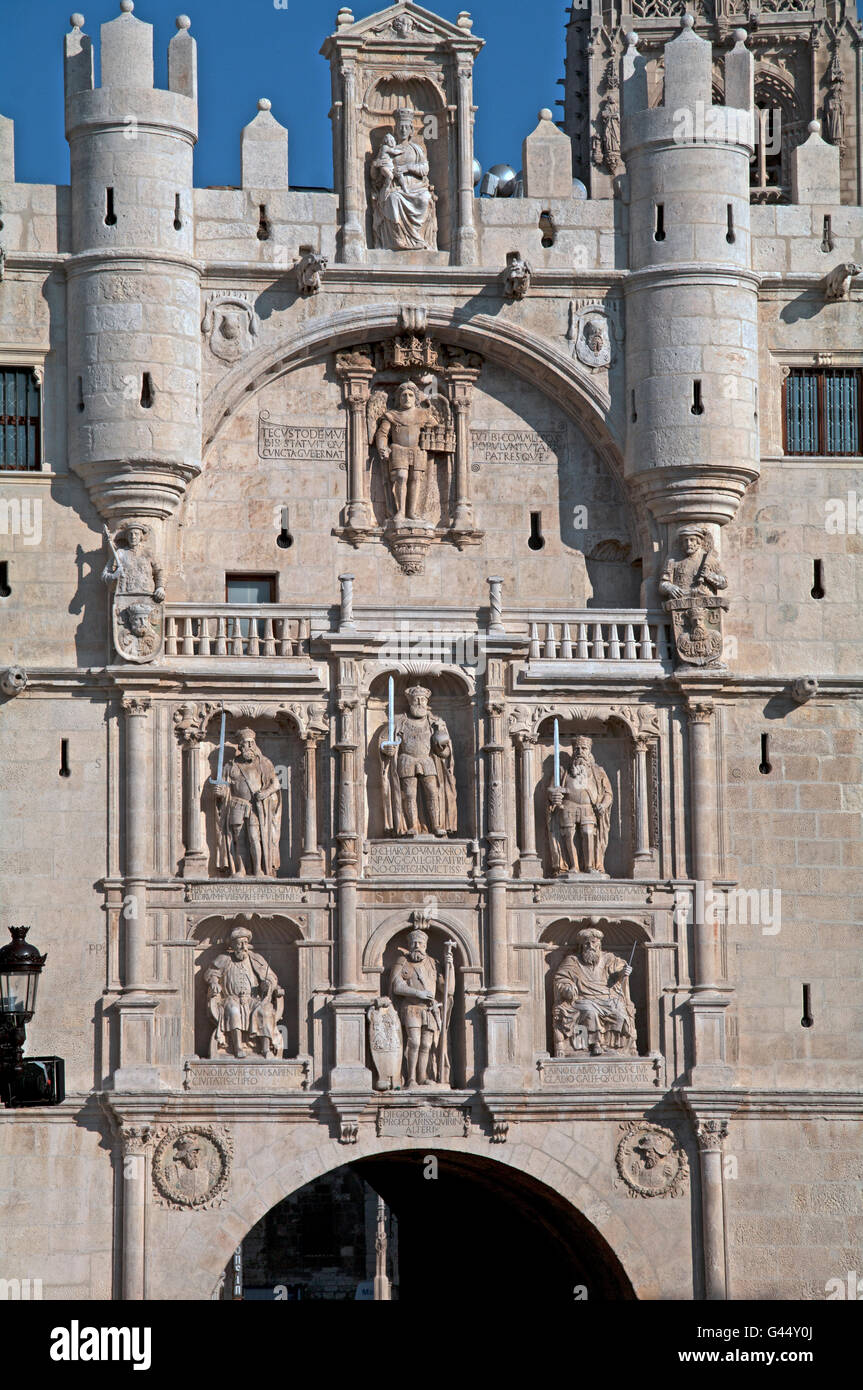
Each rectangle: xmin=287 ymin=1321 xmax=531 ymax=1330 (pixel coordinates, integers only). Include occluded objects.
xmin=257 ymin=415 xmax=347 ymax=461
xmin=470 ymin=428 xmax=565 ymax=467
xmin=183 ymin=1059 xmax=311 ymax=1091
xmin=376 ymin=1105 xmax=470 ymax=1138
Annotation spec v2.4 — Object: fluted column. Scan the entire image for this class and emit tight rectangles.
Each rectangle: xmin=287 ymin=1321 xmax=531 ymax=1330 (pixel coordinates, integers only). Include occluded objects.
xmin=177 ymin=725 xmax=208 ymax=877
xmin=336 ymin=354 xmax=375 ymax=531
xmin=514 ymin=732 xmax=541 ymax=878
xmin=299 ymin=728 xmax=325 ymax=880
xmin=448 ymin=370 xmax=478 ymax=532
xmin=632 ymin=735 xmax=653 ymax=872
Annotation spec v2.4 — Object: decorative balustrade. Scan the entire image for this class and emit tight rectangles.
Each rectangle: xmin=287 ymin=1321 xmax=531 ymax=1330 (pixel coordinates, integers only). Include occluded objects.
xmin=164 ymin=606 xmax=309 ymax=658
xmin=162 ymin=603 xmax=673 ymax=668
xmin=524 ymin=613 xmax=673 ymax=667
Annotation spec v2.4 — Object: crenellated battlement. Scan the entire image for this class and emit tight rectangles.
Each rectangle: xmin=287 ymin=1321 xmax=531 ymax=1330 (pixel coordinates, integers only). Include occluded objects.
xmin=64 ymin=6 xmax=197 ymax=156
xmin=623 ymin=17 xmax=754 ymax=155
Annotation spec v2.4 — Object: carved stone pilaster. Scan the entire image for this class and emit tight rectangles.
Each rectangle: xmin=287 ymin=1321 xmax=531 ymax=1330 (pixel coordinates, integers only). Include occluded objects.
xmin=299 ymin=726 xmax=326 ymax=880
xmin=513 ymin=731 xmax=541 ymax=879
xmin=336 ymin=353 xmax=375 ymax=533
xmin=173 ymin=700 xmax=216 ymax=877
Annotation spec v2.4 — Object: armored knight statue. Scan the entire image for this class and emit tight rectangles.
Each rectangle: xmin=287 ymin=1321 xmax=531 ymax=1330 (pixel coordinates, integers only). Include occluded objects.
xmin=546 ymin=735 xmax=612 ymax=876
xmin=370 ymin=381 xmax=438 ymax=528
xmin=659 ymin=524 xmax=729 ymax=668
xmin=552 ymin=926 xmax=636 ymax=1057
xmin=380 ymin=684 xmax=457 ymax=838
xmin=370 ymin=106 xmax=438 ymax=252
xmin=102 ymin=519 xmax=166 ymax=663
xmin=212 ymin=728 xmax=282 ymax=877
xmin=388 ymin=924 xmax=454 ymax=1088
xmin=204 ymin=925 xmax=284 ymax=1059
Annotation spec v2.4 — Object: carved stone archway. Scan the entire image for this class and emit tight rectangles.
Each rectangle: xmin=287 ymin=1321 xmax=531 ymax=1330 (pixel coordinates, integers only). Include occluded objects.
xmin=199 ymin=305 xmax=640 ymax=550
xmin=148 ymin=1129 xmax=667 ymax=1300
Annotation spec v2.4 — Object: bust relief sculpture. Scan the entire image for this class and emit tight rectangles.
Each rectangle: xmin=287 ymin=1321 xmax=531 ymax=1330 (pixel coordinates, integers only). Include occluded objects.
xmin=370 ymin=107 xmax=438 ymax=251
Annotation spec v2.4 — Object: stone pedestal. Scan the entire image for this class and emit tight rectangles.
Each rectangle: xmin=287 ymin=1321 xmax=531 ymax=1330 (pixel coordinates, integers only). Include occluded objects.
xmin=329 ymin=993 xmax=373 ymax=1092
xmin=480 ymin=995 xmax=523 ymax=1091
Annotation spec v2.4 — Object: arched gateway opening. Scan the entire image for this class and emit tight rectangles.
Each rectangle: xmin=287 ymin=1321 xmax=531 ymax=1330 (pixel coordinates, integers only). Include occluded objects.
xmin=218 ymin=1150 xmax=636 ymax=1302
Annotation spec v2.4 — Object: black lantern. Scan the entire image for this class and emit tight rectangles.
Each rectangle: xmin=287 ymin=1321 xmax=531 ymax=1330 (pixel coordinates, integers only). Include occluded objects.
xmin=0 ymin=925 xmax=46 ymax=1024
xmin=0 ymin=926 xmax=62 ymax=1108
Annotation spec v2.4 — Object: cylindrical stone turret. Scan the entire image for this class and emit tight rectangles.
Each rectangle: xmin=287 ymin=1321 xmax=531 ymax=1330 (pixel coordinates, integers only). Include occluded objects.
xmin=64 ymin=6 xmax=201 ymax=523
xmin=622 ymin=20 xmax=760 ymax=532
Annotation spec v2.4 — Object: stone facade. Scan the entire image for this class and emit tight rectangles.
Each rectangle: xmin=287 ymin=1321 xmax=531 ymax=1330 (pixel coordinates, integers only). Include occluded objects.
xmin=0 ymin=0 xmax=861 ymax=1302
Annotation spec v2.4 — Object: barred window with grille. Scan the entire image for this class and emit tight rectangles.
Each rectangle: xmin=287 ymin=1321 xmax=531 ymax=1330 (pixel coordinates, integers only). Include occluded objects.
xmin=0 ymin=368 xmax=42 ymax=471
xmin=783 ymin=367 xmax=862 ymax=456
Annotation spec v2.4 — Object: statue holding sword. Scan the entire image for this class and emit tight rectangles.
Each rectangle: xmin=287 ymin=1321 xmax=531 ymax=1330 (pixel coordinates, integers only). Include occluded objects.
xmin=389 ymin=920 xmax=454 ymax=1088
xmin=212 ymin=726 xmax=282 ymax=878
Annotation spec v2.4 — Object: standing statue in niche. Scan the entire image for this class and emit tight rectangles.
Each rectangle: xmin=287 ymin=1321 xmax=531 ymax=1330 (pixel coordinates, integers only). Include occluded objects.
xmin=212 ymin=728 xmax=282 ymax=877
xmin=823 ymin=54 xmax=846 ymax=148
xmin=546 ymin=735 xmax=613 ymax=876
xmin=102 ymin=520 xmax=165 ymax=663
xmin=380 ymin=684 xmax=457 ymax=838
xmin=659 ymin=524 xmax=728 ymax=668
xmin=369 ymin=381 xmax=451 ymax=529
xmin=388 ymin=924 xmax=454 ymax=1088
xmin=370 ymin=107 xmax=438 ymax=252
xmin=553 ymin=926 xmax=636 ymax=1057
xmin=204 ymin=925 xmax=284 ymax=1059
xmin=593 ymin=64 xmax=621 ymax=174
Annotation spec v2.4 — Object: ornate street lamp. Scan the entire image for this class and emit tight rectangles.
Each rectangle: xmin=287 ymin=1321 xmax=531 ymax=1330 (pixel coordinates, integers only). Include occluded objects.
xmin=0 ymin=926 xmax=63 ymax=1108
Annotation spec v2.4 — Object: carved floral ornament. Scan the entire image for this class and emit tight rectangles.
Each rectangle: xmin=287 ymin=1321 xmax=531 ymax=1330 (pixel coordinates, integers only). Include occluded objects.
xmin=172 ymin=700 xmax=328 ymax=744
xmin=508 ymin=702 xmax=662 ymax=743
xmin=151 ymin=1125 xmax=233 ymax=1210
xmin=615 ymin=1121 xmax=689 ymax=1198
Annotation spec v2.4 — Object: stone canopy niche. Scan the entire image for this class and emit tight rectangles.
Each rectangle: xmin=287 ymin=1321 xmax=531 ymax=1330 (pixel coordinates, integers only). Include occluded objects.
xmin=334 ymin=331 xmax=483 ymax=573
xmin=321 ymin=2 xmax=483 ymax=264
xmin=364 ymin=669 xmax=476 ymax=873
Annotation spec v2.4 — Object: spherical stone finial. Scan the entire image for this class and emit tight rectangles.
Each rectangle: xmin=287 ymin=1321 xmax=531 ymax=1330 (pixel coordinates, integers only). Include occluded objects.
xmin=336 ymin=6 xmax=354 ymax=27
xmin=120 ymin=0 xmax=134 ymax=12
xmin=808 ymin=119 xmax=821 ymax=135
xmin=176 ymin=14 xmax=191 ymax=29
xmin=539 ymin=108 xmax=553 ymax=122
xmin=70 ymin=12 xmax=85 ymax=28
xmin=682 ymin=12 xmax=695 ymax=28
xmin=457 ymin=10 xmax=473 ymax=29
xmin=258 ymin=98 xmax=272 ymax=112
xmin=733 ymin=27 xmax=747 ymax=43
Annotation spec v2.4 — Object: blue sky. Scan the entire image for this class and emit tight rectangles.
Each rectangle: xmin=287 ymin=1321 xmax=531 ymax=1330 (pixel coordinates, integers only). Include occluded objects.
xmin=0 ymin=0 xmax=567 ymax=188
